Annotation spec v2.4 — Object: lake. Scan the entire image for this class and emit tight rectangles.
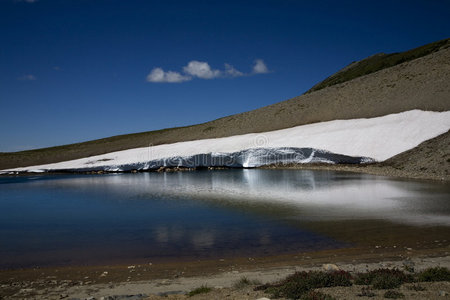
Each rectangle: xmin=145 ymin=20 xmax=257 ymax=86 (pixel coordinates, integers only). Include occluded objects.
xmin=1 ymin=169 xmax=449 ymax=269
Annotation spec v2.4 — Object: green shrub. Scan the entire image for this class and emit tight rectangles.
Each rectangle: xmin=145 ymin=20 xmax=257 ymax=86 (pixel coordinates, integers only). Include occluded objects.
xmin=187 ymin=285 xmax=212 ymax=297
xmin=372 ymin=275 xmax=403 ymax=289
xmin=257 ymin=270 xmax=352 ymax=299
xmin=383 ymin=290 xmax=405 ymax=298
xmin=417 ymin=267 xmax=450 ymax=282
xmin=355 ymin=269 xmax=413 ymax=289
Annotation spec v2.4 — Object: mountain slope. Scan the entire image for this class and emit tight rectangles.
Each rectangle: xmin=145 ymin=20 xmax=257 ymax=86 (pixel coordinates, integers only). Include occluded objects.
xmin=380 ymin=130 xmax=450 ymax=179
xmin=307 ymin=38 xmax=449 ymax=93
xmin=1 ymin=39 xmax=449 ymax=170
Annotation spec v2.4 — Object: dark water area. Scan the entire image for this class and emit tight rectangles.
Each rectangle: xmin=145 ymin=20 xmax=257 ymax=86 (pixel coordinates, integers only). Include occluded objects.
xmin=0 ymin=169 xmax=449 ymax=269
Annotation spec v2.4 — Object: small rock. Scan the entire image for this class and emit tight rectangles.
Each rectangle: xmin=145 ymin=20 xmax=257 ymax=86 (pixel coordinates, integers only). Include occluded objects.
xmin=439 ymin=290 xmax=448 ymax=296
xmin=322 ymin=263 xmax=340 ymax=271
xmin=256 ymin=298 xmax=271 ymax=300
xmin=100 ymin=271 xmax=108 ymax=277
xmin=127 ymin=265 xmax=135 ymax=269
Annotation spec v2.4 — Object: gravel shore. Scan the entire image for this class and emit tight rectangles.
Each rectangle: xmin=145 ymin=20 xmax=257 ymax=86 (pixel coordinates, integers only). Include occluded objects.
xmin=2 ymin=251 xmax=450 ymax=299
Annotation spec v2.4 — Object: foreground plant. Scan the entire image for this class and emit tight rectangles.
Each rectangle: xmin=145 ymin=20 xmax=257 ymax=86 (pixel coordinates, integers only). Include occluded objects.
xmin=256 ymin=270 xmax=352 ymax=299
xmin=233 ymin=276 xmax=261 ymax=289
xmin=417 ymin=267 xmax=450 ymax=282
xmin=355 ymin=268 xmax=413 ymax=289
xmin=187 ymin=285 xmax=212 ymax=297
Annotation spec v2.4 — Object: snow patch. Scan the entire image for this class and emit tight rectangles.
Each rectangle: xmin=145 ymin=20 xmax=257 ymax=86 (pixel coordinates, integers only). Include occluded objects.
xmin=2 ymin=110 xmax=450 ymax=173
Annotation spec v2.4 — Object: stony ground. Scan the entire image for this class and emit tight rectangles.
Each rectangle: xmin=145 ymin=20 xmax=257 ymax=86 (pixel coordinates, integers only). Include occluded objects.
xmin=2 ymin=254 xmax=450 ymax=299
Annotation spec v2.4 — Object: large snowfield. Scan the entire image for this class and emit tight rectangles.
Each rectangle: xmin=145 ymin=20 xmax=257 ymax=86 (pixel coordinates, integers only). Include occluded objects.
xmin=2 ymin=109 xmax=450 ymax=173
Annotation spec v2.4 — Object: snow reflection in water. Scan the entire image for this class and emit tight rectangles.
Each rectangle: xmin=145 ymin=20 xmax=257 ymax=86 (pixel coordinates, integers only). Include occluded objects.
xmin=1 ymin=169 xmax=449 ymax=268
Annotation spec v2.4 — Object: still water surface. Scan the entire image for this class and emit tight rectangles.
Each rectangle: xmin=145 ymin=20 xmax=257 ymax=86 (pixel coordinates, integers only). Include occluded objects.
xmin=0 ymin=169 xmax=449 ymax=269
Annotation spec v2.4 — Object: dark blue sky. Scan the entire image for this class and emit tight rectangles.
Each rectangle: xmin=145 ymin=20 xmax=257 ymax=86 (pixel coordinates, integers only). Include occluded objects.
xmin=1 ymin=0 xmax=449 ymax=152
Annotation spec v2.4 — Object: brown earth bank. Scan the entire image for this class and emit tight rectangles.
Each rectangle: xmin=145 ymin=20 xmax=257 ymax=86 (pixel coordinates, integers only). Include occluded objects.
xmin=1 ymin=39 xmax=449 ymax=170
xmin=1 ymin=246 xmax=450 ymax=299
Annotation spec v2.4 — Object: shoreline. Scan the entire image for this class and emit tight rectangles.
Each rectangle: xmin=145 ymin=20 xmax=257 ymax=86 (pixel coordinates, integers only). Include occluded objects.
xmin=2 ymin=245 xmax=450 ymax=299
xmin=263 ymin=162 xmax=450 ymax=182
xmin=1 ymin=162 xmax=448 ymax=182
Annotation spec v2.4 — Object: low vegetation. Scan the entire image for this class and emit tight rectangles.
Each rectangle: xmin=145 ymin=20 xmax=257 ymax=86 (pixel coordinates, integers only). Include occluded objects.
xmin=354 ymin=268 xmax=413 ymax=289
xmin=417 ymin=266 xmax=450 ymax=282
xmin=255 ymin=267 xmax=450 ymax=299
xmin=187 ymin=285 xmax=212 ymax=297
xmin=233 ymin=276 xmax=261 ymax=289
xmin=256 ymin=270 xmax=352 ymax=299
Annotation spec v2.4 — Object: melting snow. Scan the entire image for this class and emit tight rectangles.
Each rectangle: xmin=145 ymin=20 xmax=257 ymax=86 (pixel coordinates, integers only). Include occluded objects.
xmin=2 ymin=110 xmax=450 ymax=173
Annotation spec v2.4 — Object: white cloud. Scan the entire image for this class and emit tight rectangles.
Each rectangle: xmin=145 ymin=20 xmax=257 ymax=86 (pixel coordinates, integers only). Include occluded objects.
xmin=224 ymin=63 xmax=244 ymax=77
xmin=146 ymin=68 xmax=191 ymax=83
xmin=18 ymin=74 xmax=36 ymax=81
xmin=146 ymin=59 xmax=270 ymax=83
xmin=252 ymin=59 xmax=269 ymax=74
xmin=183 ymin=61 xmax=221 ymax=79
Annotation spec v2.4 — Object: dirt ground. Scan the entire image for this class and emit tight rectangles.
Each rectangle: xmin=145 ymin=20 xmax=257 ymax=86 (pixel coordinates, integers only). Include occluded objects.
xmin=1 ymin=244 xmax=450 ymax=299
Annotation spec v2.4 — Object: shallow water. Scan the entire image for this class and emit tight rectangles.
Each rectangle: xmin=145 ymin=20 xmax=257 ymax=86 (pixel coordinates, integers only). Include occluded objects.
xmin=0 ymin=169 xmax=449 ymax=269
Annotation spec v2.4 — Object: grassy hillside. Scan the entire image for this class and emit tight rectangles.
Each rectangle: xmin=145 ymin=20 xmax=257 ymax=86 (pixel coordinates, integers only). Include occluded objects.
xmin=1 ymin=38 xmax=450 ymax=170
xmin=307 ymin=38 xmax=450 ymax=93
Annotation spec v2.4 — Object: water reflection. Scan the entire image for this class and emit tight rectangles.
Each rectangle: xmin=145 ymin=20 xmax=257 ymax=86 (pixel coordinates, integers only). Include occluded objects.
xmin=1 ymin=169 xmax=449 ymax=268
xmin=40 ymin=169 xmax=449 ymax=226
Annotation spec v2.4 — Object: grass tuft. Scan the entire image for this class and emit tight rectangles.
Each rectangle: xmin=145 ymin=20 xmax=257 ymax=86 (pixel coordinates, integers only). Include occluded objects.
xmin=417 ymin=267 xmax=450 ymax=282
xmin=187 ymin=285 xmax=212 ymax=297
xmin=233 ymin=276 xmax=261 ymax=289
